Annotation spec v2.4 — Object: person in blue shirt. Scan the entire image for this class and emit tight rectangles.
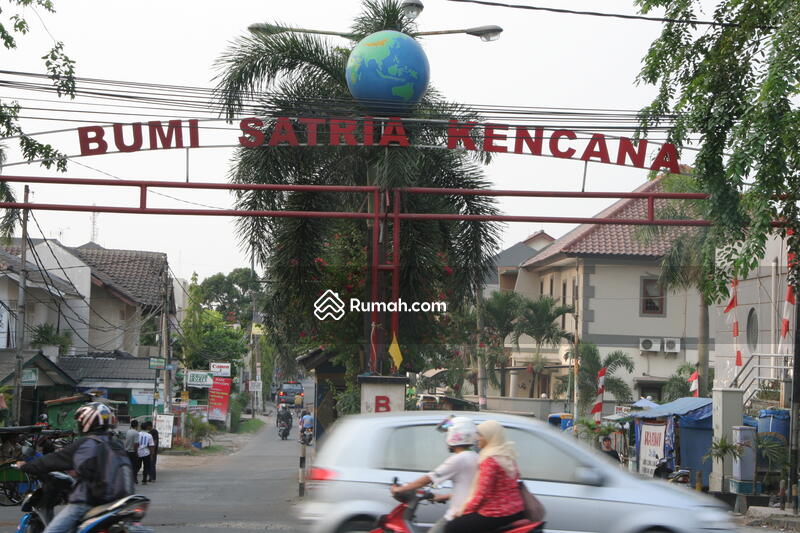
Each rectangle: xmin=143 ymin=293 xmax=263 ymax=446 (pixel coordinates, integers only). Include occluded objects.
xmin=299 ymin=410 xmax=315 ymax=444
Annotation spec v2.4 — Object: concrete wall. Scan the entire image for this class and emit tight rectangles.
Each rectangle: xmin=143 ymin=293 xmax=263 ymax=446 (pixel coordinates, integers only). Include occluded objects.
xmin=0 ymin=274 xmax=76 ymax=350
xmin=463 ymin=394 xmax=617 ymax=420
xmin=88 ymin=284 xmax=141 ymax=354
xmin=31 ymin=242 xmax=91 ymax=354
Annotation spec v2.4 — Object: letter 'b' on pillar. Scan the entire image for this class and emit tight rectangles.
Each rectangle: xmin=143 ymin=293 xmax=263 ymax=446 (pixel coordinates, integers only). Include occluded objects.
xmin=358 ymin=375 xmax=409 ymax=414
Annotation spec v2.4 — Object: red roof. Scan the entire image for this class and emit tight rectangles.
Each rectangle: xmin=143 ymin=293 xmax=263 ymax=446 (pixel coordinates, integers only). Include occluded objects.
xmin=522 ymin=177 xmax=690 ymax=267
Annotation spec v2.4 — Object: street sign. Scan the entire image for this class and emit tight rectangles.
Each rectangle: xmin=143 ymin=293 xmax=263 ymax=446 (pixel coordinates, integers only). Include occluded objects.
xmin=209 ymin=361 xmax=231 ymax=377
xmin=181 ymin=390 xmax=189 ymax=401
xmin=186 ymin=371 xmax=213 ymax=388
xmin=165 ymin=364 xmax=176 ymax=371
xmin=248 ymin=380 xmax=262 ymax=392
xmin=149 ymin=357 xmax=166 ymax=370
xmin=155 ymin=414 xmax=174 ymax=449
xmin=21 ymin=368 xmax=37 ymax=387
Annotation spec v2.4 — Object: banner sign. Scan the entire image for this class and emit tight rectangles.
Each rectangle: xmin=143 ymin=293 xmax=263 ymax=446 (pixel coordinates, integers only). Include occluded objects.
xmin=76 ymin=118 xmax=682 ymax=174
xmin=149 ymin=357 xmax=165 ymax=370
xmin=208 ymin=377 xmax=232 ymax=422
xmin=154 ymin=414 xmax=174 ymax=449
xmin=21 ymin=368 xmax=38 ymax=387
xmin=639 ymin=423 xmax=667 ymax=477
xmin=210 ymin=362 xmax=231 ymax=377
xmin=131 ymin=388 xmax=154 ymax=405
xmin=186 ymin=371 xmax=213 ymax=388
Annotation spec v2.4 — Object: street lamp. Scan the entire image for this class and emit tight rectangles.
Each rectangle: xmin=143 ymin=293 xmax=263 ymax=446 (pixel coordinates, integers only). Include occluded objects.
xmin=248 ymin=22 xmax=354 ymax=39
xmin=400 ymin=0 xmax=424 ymax=21
xmin=416 ymin=25 xmax=504 ymax=41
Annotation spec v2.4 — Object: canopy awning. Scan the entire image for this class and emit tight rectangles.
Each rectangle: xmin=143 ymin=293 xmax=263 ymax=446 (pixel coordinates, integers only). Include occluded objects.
xmin=632 ymin=397 xmax=712 ymax=420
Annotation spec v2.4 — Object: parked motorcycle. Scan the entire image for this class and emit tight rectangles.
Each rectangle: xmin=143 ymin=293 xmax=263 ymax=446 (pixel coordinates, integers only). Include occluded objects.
xmin=16 ymin=469 xmax=153 ymax=533
xmin=369 ymin=478 xmax=544 ymax=533
xmin=278 ymin=421 xmax=290 ymax=440
xmin=653 ymin=456 xmax=691 ymax=484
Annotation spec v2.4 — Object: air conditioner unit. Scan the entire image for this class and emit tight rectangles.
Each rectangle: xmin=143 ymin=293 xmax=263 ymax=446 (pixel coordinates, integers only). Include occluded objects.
xmin=663 ymin=337 xmax=682 ymax=353
xmin=639 ymin=337 xmax=661 ymax=352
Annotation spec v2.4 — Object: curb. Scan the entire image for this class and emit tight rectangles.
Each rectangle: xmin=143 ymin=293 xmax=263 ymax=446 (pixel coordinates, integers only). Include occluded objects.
xmin=746 ymin=517 xmax=800 ymax=531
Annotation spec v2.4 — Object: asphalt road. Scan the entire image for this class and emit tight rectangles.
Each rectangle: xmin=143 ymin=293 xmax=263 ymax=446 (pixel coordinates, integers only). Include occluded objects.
xmin=143 ymin=418 xmax=304 ymax=532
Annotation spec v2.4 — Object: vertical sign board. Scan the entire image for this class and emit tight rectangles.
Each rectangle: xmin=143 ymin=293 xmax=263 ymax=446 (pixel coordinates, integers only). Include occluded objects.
xmin=209 ymin=362 xmax=231 ymax=377
xmin=639 ymin=423 xmax=667 ymax=477
xmin=208 ymin=377 xmax=232 ymax=422
xmin=154 ymin=414 xmax=174 ymax=449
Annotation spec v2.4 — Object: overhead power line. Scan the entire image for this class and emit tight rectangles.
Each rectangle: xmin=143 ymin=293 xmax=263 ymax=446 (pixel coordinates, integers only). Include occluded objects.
xmin=444 ymin=0 xmax=773 ymax=29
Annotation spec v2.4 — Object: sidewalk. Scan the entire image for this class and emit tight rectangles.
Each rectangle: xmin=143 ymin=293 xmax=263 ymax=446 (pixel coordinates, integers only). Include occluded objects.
xmin=743 ymin=506 xmax=800 ymax=531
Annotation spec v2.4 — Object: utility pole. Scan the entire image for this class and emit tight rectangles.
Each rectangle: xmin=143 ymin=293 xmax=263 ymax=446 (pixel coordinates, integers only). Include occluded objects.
xmin=790 ymin=295 xmax=800 ymax=512
xmin=476 ymin=291 xmax=488 ymax=411
xmin=162 ymin=265 xmax=172 ymax=414
xmin=13 ymin=186 xmax=29 ymax=425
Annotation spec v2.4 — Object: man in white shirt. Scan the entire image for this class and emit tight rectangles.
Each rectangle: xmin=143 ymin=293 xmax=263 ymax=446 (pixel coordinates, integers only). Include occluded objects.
xmin=134 ymin=424 xmax=156 ymax=485
xmin=390 ymin=417 xmax=479 ymax=533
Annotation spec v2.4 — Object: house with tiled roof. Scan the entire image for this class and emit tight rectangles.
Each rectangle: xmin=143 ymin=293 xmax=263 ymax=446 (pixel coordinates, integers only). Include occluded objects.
xmin=504 ymin=177 xmax=720 ymax=401
xmin=483 ymin=231 xmax=555 ymax=296
xmin=1 ymin=239 xmax=172 ymax=357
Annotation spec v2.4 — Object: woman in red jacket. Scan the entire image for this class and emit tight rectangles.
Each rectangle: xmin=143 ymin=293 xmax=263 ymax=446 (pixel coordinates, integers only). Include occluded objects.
xmin=445 ymin=420 xmax=526 ymax=533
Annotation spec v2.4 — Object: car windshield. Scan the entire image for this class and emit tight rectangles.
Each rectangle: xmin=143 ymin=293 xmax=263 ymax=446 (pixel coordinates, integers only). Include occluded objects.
xmin=282 ymin=384 xmax=303 ymax=392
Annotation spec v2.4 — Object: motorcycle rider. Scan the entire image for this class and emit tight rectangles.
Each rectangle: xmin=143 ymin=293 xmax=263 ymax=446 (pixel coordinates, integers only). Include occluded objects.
xmin=276 ymin=404 xmax=293 ymax=434
xmin=16 ymin=402 xmax=133 ymax=533
xmin=390 ymin=417 xmax=479 ymax=533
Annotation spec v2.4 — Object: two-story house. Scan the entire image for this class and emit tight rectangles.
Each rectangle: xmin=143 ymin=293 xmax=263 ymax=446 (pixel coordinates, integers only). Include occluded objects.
xmin=496 ymin=178 xmax=719 ymax=401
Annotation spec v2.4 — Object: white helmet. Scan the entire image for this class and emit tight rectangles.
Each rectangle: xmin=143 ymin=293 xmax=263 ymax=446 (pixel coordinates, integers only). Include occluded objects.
xmin=446 ymin=417 xmax=478 ymax=447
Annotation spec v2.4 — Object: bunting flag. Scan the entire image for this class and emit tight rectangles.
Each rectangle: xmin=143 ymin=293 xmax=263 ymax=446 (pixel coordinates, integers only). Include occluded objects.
xmin=388 ymin=332 xmax=403 ymax=370
xmin=724 ymin=279 xmax=743 ymax=366
xmin=779 ymin=230 xmax=796 ymax=355
xmin=590 ymin=367 xmax=606 ymax=425
xmin=688 ymin=370 xmax=699 ymax=397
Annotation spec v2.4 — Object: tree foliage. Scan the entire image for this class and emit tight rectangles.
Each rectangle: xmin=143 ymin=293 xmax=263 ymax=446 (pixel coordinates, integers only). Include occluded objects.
xmin=636 ymin=0 xmax=800 ymax=288
xmin=661 ymin=362 xmax=696 ymax=402
xmin=556 ymin=342 xmax=634 ymax=414
xmin=199 ymin=267 xmax=261 ymax=327
xmin=214 ymin=0 xmax=500 ymax=373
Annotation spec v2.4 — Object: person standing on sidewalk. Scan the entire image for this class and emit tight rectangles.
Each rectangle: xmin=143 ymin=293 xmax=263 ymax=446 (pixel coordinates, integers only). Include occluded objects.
xmin=124 ymin=419 xmax=140 ymax=484
xmin=144 ymin=420 xmax=159 ymax=482
xmin=135 ymin=423 xmax=155 ymax=485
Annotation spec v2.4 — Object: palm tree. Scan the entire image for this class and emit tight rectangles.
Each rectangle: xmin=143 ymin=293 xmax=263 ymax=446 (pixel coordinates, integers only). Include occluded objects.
xmin=0 ymin=146 xmax=17 ymax=238
xmin=214 ymin=0 xmax=500 ymax=374
xmin=662 ymin=363 xmax=696 ymax=402
xmin=556 ymin=342 xmax=634 ymax=414
xmin=481 ymin=290 xmax=525 ymax=396
xmin=511 ymin=296 xmax=574 ymax=398
xmin=637 ymin=172 xmax=720 ymax=396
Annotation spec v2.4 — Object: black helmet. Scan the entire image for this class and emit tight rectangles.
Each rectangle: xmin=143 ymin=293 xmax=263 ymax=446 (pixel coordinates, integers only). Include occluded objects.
xmin=74 ymin=402 xmax=115 ymax=434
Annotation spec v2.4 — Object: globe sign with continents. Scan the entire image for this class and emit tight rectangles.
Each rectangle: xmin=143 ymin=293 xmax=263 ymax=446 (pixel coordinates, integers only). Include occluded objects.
xmin=346 ymin=30 xmax=430 ymax=110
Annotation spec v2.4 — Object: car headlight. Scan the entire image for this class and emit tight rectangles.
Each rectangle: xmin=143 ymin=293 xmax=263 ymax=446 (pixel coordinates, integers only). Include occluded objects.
xmin=695 ymin=508 xmax=735 ymax=530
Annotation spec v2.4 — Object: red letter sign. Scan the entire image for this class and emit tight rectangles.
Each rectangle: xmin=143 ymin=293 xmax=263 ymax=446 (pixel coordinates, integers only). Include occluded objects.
xmin=78 ymin=126 xmax=108 ymax=156
xmin=375 ymin=395 xmax=391 ymax=413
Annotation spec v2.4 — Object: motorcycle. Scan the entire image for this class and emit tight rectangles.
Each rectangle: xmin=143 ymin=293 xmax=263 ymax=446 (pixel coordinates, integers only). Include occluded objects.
xmin=301 ymin=427 xmax=314 ymax=446
xmin=653 ymin=456 xmax=691 ymax=484
xmin=16 ymin=469 xmax=153 ymax=533
xmin=369 ymin=478 xmax=545 ymax=533
xmin=278 ymin=421 xmax=290 ymax=440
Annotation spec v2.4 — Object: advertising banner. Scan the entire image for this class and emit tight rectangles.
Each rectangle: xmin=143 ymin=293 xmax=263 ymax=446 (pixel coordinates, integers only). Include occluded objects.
xmin=639 ymin=423 xmax=667 ymax=477
xmin=149 ymin=357 xmax=165 ymax=370
xmin=208 ymin=377 xmax=232 ymax=422
xmin=187 ymin=371 xmax=213 ymax=388
xmin=131 ymin=388 xmax=154 ymax=405
xmin=209 ymin=362 xmax=231 ymax=377
xmin=154 ymin=414 xmax=174 ymax=449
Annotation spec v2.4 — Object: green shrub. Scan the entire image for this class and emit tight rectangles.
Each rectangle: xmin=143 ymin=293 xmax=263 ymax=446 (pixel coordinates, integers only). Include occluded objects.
xmin=237 ymin=418 xmax=265 ymax=434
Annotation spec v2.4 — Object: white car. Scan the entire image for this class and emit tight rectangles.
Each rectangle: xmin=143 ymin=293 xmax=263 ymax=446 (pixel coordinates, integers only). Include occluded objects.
xmin=297 ymin=411 xmax=735 ymax=533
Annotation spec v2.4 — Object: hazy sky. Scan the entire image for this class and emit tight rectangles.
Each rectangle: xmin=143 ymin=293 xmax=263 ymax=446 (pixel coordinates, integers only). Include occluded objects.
xmin=1 ymin=0 xmax=701 ymax=281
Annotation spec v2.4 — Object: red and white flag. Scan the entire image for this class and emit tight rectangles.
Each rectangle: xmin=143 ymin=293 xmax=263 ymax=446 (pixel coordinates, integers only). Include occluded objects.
xmin=688 ymin=370 xmax=699 ymax=397
xmin=779 ymin=232 xmax=796 ymax=355
xmin=724 ymin=279 xmax=743 ymax=366
xmin=591 ymin=367 xmax=606 ymax=425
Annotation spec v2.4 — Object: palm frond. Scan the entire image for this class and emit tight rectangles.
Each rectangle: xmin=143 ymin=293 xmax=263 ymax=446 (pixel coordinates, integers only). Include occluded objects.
xmin=351 ymin=0 xmax=416 ymax=40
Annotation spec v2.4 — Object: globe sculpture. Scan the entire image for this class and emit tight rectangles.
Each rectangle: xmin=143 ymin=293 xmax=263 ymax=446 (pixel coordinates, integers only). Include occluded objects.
xmin=346 ymin=30 xmax=430 ymax=111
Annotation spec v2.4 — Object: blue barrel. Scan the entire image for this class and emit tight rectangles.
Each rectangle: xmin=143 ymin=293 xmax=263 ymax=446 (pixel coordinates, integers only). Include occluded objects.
xmin=758 ymin=409 xmax=790 ymax=444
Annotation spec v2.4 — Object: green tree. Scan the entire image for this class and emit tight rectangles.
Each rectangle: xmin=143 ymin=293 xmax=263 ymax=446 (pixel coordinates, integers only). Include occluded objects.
xmin=662 ymin=363 xmax=696 ymax=402
xmin=636 ymin=0 xmax=800 ymax=286
xmin=481 ymin=290 xmax=525 ymax=397
xmin=177 ymin=274 xmax=247 ymax=370
xmin=214 ymin=0 xmax=499 ymax=374
xmin=556 ymin=342 xmax=634 ymax=414
xmin=511 ymin=296 xmax=574 ymax=398
xmin=637 ymin=172 xmax=717 ymax=396
xmin=1 ymin=1 xmax=76 ymax=236
xmin=200 ymin=267 xmax=261 ymax=327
